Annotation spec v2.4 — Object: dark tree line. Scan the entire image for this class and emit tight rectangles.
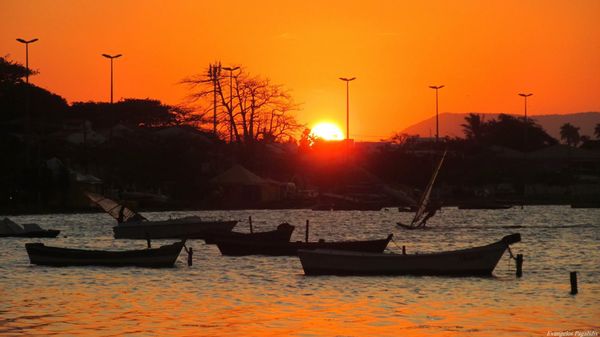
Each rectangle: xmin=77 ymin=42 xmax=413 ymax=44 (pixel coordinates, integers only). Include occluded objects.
xmin=461 ymin=113 xmax=557 ymax=151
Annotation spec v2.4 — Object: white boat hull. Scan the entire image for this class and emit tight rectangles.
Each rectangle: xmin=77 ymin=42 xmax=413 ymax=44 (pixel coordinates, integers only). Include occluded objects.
xmin=298 ymin=234 xmax=520 ymax=276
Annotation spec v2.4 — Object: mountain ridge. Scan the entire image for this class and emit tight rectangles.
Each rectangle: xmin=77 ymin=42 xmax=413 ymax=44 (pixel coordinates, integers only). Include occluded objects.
xmin=400 ymin=112 xmax=600 ymax=140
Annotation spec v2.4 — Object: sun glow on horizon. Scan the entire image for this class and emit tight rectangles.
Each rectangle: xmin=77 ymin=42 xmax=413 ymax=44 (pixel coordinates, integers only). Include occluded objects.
xmin=310 ymin=122 xmax=344 ymax=141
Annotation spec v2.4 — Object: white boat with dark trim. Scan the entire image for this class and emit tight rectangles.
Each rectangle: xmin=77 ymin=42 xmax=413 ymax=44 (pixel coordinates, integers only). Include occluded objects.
xmin=298 ymin=233 xmax=521 ymax=276
xmin=85 ymin=192 xmax=237 ymax=239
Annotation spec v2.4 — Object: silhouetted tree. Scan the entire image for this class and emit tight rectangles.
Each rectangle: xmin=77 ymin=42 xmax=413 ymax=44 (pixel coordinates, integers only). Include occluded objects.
xmin=0 ymin=57 xmax=68 ymax=129
xmin=461 ymin=113 xmax=485 ymax=143
xmin=560 ymin=123 xmax=580 ymax=147
xmin=388 ymin=132 xmax=419 ymax=147
xmin=184 ymin=64 xmax=301 ymax=144
xmin=595 ymin=123 xmax=600 ymax=139
xmin=70 ymin=99 xmax=179 ymax=129
xmin=0 ymin=56 xmax=36 ymax=85
xmin=481 ymin=114 xmax=556 ymax=151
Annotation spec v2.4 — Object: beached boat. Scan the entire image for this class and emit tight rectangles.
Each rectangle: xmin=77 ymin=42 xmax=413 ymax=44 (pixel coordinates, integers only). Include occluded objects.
xmin=25 ymin=241 xmax=185 ymax=267
xmin=85 ymin=192 xmax=237 ymax=239
xmin=214 ymin=234 xmax=393 ymax=256
xmin=298 ymin=233 xmax=521 ymax=276
xmin=0 ymin=218 xmax=60 ymax=238
xmin=204 ymin=222 xmax=295 ymax=244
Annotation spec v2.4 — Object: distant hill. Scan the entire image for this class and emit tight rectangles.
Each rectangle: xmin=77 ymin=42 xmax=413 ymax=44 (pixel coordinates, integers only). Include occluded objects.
xmin=401 ymin=112 xmax=600 ymax=140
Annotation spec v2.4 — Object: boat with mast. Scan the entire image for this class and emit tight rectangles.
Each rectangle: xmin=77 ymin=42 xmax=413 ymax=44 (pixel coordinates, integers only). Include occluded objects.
xmin=397 ymin=150 xmax=446 ymax=230
xmin=85 ymin=192 xmax=237 ymax=239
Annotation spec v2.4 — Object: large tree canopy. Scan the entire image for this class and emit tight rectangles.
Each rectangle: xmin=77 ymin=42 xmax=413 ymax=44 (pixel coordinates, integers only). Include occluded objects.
xmin=0 ymin=57 xmax=68 ymax=129
xmin=70 ymin=99 xmax=180 ymax=129
xmin=184 ymin=63 xmax=302 ymax=144
xmin=462 ymin=113 xmax=557 ymax=151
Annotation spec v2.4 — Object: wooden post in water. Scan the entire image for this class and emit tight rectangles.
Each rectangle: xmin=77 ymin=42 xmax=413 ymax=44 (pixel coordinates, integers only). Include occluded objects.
xmin=570 ymin=271 xmax=578 ymax=295
xmin=305 ymin=220 xmax=309 ymax=243
xmin=187 ymin=247 xmax=193 ymax=267
xmin=146 ymin=239 xmax=151 ymax=249
xmin=516 ymin=254 xmax=523 ymax=277
xmin=249 ymin=216 xmax=253 ymax=233
xmin=402 ymin=245 xmax=406 ymax=255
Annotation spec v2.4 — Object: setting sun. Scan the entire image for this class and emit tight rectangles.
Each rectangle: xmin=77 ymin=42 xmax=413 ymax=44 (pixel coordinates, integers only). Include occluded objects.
xmin=310 ymin=122 xmax=344 ymax=141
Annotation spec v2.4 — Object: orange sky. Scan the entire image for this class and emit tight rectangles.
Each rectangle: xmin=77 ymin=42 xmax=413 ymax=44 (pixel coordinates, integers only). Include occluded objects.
xmin=1 ymin=0 xmax=599 ymax=140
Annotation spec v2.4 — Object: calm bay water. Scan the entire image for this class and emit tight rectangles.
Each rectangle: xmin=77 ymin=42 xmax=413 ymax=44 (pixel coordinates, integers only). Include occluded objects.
xmin=1 ymin=206 xmax=599 ymax=336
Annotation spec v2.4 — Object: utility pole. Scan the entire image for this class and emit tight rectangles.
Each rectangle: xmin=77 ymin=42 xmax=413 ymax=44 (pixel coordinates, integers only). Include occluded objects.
xmin=223 ymin=66 xmax=240 ymax=143
xmin=16 ymin=38 xmax=38 ymax=84
xmin=102 ymin=53 xmax=122 ymax=103
xmin=339 ymin=77 xmax=356 ymax=140
xmin=429 ymin=85 xmax=445 ymax=143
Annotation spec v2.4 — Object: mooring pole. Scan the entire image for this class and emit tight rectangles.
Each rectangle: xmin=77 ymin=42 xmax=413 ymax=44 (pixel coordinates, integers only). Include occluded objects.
xmin=187 ymin=247 xmax=193 ymax=267
xmin=305 ymin=220 xmax=309 ymax=243
xmin=146 ymin=238 xmax=151 ymax=249
xmin=516 ymin=254 xmax=523 ymax=277
xmin=570 ymin=271 xmax=578 ymax=295
xmin=249 ymin=216 xmax=253 ymax=233
xmin=402 ymin=245 xmax=406 ymax=255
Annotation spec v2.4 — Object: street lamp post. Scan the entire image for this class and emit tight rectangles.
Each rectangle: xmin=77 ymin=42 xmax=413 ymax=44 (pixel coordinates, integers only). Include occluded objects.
xmin=519 ymin=93 xmax=533 ymax=151
xmin=429 ymin=85 xmax=444 ymax=143
xmin=16 ymin=38 xmax=39 ymax=84
xmin=102 ymin=53 xmax=122 ymax=104
xmin=339 ymin=77 xmax=356 ymax=140
xmin=209 ymin=64 xmax=221 ymax=136
xmin=223 ymin=66 xmax=240 ymax=142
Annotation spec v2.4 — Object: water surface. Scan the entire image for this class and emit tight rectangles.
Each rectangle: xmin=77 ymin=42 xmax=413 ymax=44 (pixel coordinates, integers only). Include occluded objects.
xmin=1 ymin=206 xmax=599 ymax=336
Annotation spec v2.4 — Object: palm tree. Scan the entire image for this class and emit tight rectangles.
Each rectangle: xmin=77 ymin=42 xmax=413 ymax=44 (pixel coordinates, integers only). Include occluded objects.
xmin=560 ymin=123 xmax=580 ymax=147
xmin=595 ymin=123 xmax=600 ymax=140
xmin=461 ymin=113 xmax=485 ymax=143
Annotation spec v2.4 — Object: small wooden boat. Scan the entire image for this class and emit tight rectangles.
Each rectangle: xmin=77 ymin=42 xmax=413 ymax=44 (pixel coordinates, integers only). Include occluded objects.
xmin=214 ymin=234 xmax=393 ymax=256
xmin=112 ymin=218 xmax=238 ymax=240
xmin=204 ymin=223 xmax=295 ymax=244
xmin=0 ymin=218 xmax=60 ymax=238
xmin=458 ymin=201 xmax=512 ymax=210
xmin=570 ymin=201 xmax=600 ymax=209
xmin=85 ymin=192 xmax=237 ymax=239
xmin=1 ymin=229 xmax=60 ymax=238
xmin=298 ymin=233 xmax=521 ymax=276
xmin=25 ymin=241 xmax=185 ymax=267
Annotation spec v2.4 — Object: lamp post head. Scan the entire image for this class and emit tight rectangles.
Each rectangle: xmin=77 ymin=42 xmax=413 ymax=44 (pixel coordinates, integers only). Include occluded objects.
xmin=339 ymin=77 xmax=356 ymax=82
xmin=223 ymin=66 xmax=240 ymax=71
xmin=518 ymin=93 xmax=533 ymax=97
xmin=429 ymin=85 xmax=444 ymax=90
xmin=17 ymin=38 xmax=38 ymax=44
xmin=102 ymin=53 xmax=122 ymax=59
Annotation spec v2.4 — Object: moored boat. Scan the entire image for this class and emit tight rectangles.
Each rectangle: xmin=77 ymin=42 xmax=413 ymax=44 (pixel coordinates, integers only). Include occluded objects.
xmin=112 ymin=217 xmax=238 ymax=239
xmin=298 ymin=233 xmax=521 ymax=276
xmin=458 ymin=201 xmax=512 ymax=210
xmin=25 ymin=241 xmax=185 ymax=267
xmin=204 ymin=222 xmax=295 ymax=244
xmin=0 ymin=218 xmax=60 ymax=238
xmin=397 ymin=151 xmax=446 ymax=229
xmin=214 ymin=234 xmax=393 ymax=256
xmin=85 ymin=192 xmax=237 ymax=239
